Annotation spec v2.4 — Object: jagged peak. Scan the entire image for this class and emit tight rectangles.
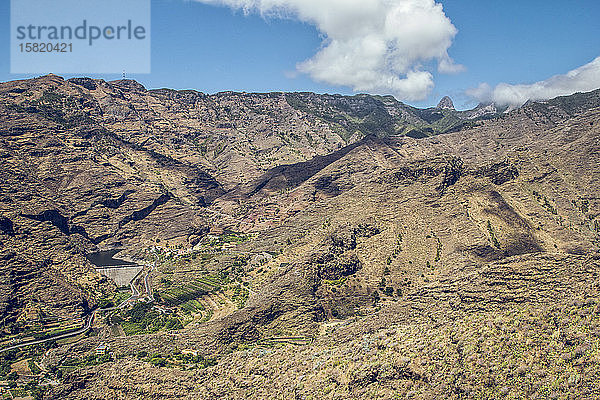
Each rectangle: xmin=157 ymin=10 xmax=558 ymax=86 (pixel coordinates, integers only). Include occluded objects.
xmin=437 ymin=96 xmax=455 ymax=110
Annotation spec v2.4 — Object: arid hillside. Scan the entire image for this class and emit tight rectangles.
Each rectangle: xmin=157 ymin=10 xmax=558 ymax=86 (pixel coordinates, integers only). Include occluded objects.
xmin=0 ymin=75 xmax=599 ymax=399
xmin=0 ymin=74 xmax=499 ymax=328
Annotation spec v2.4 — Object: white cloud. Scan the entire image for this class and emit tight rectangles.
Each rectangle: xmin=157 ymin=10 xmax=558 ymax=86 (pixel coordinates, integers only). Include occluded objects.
xmin=467 ymin=57 xmax=600 ymax=107
xmin=194 ymin=0 xmax=462 ymax=101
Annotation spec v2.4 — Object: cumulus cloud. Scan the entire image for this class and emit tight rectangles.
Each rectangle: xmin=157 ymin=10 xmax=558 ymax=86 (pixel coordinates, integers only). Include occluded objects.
xmin=194 ymin=0 xmax=462 ymax=101
xmin=467 ymin=57 xmax=600 ymax=107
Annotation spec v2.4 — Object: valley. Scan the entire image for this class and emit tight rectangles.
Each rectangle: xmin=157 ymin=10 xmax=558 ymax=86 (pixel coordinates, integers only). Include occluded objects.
xmin=0 ymin=75 xmax=599 ymax=399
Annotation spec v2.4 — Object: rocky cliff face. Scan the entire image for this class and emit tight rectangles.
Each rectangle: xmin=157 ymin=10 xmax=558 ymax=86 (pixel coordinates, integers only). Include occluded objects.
xmin=1 ymin=75 xmax=600 ymax=399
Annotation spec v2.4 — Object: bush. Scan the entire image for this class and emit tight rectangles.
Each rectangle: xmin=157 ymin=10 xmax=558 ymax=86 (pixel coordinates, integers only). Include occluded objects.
xmin=127 ymin=302 xmax=153 ymax=322
xmin=160 ymin=277 xmax=172 ymax=287
xmin=371 ymin=290 xmax=380 ymax=303
xmin=164 ymin=318 xmax=183 ymax=331
xmin=28 ymin=359 xmax=41 ymax=374
xmin=0 ymin=361 xmax=11 ymax=377
xmin=97 ymin=298 xmax=115 ymax=309
xmin=150 ymin=356 xmax=167 ymax=367
xmin=31 ymin=386 xmax=46 ymax=400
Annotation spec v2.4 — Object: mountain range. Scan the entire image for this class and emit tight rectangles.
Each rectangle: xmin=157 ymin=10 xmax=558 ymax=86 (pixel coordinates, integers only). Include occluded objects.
xmin=1 ymin=74 xmax=599 ymax=399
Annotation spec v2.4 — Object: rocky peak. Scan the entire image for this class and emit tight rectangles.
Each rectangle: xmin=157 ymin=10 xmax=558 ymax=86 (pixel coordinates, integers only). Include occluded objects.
xmin=108 ymin=79 xmax=147 ymax=93
xmin=466 ymin=101 xmax=498 ymax=119
xmin=437 ymin=96 xmax=455 ymax=110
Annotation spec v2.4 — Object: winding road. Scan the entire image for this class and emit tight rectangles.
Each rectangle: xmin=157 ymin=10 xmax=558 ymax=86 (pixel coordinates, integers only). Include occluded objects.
xmin=0 ymin=311 xmax=97 ymax=353
xmin=0 ymin=261 xmax=156 ymax=353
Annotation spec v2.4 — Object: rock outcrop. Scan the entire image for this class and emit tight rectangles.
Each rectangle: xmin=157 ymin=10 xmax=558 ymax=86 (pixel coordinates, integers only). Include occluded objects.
xmin=437 ymin=95 xmax=455 ymax=110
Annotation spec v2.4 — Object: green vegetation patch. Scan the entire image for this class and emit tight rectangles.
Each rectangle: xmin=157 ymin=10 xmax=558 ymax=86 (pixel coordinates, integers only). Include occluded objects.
xmin=120 ymin=303 xmax=183 ymax=335
xmin=15 ymin=89 xmax=94 ymax=128
xmin=136 ymin=351 xmax=217 ymax=370
xmin=231 ymin=284 xmax=249 ymax=309
xmin=487 ymin=220 xmax=501 ymax=249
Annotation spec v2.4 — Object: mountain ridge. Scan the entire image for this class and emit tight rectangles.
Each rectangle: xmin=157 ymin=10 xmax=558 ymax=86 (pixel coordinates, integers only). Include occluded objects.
xmin=1 ymin=75 xmax=600 ymax=399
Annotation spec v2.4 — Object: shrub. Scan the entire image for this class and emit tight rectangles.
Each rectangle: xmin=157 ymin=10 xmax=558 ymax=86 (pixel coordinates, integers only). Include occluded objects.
xmin=150 ymin=356 xmax=167 ymax=367
xmin=371 ymin=290 xmax=380 ymax=303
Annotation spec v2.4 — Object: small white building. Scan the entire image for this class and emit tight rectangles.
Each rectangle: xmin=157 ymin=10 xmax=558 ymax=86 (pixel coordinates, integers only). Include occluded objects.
xmin=181 ymin=349 xmax=199 ymax=357
xmin=96 ymin=343 xmax=109 ymax=356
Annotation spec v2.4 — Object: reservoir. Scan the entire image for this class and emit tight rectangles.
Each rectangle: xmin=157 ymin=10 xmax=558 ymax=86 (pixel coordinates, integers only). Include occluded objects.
xmin=86 ymin=249 xmax=137 ymax=267
xmin=86 ymin=250 xmax=143 ymax=287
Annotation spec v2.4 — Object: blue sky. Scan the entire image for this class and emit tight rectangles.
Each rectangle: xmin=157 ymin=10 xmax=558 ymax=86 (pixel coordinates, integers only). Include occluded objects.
xmin=2 ymin=0 xmax=600 ymax=109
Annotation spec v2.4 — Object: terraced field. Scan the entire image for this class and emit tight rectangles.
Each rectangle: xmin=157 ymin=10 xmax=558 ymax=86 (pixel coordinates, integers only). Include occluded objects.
xmin=153 ymin=269 xmax=248 ymax=325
